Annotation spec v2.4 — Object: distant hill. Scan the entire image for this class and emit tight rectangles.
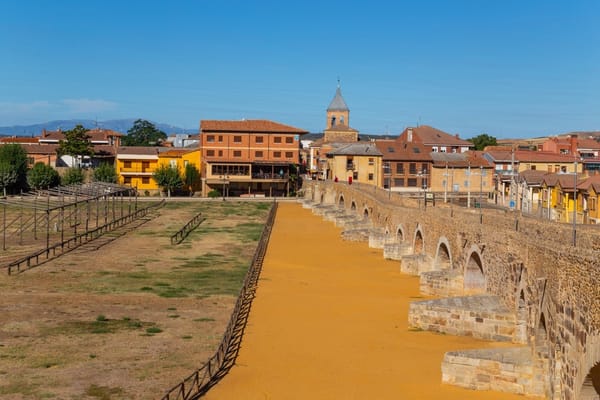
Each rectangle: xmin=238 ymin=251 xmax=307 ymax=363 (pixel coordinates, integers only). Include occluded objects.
xmin=0 ymin=119 xmax=195 ymax=136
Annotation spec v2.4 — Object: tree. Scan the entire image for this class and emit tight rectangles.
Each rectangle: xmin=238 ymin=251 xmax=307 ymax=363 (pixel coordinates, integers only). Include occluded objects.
xmin=93 ymin=163 xmax=118 ymax=183
xmin=62 ymin=167 xmax=85 ymax=185
xmin=152 ymin=164 xmax=183 ymax=197
xmin=0 ymin=162 xmax=18 ymax=196
xmin=27 ymin=162 xmax=60 ymax=190
xmin=123 ymin=119 xmax=167 ymax=146
xmin=468 ymin=134 xmax=497 ymax=151
xmin=58 ymin=125 xmax=94 ymax=167
xmin=0 ymin=143 xmax=28 ymax=192
xmin=184 ymin=163 xmax=200 ymax=196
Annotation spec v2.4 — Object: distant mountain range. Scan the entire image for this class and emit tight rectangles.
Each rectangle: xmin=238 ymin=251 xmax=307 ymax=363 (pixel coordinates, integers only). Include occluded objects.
xmin=0 ymin=119 xmax=195 ymax=136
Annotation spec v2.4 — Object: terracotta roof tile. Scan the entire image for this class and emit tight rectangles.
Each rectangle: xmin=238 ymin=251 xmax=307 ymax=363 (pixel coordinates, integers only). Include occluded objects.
xmin=200 ymin=119 xmax=307 ymax=134
xmin=400 ymin=125 xmax=473 ymax=147
xmin=374 ymin=140 xmax=431 ymax=161
xmin=0 ymin=137 xmax=39 ymax=144
xmin=117 ymin=146 xmax=159 ymax=156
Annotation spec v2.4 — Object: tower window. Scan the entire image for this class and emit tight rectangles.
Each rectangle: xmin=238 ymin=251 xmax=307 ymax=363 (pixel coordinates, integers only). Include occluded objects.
xmin=340 ymin=115 xmax=345 ymax=124
xmin=331 ymin=116 xmax=336 ymax=126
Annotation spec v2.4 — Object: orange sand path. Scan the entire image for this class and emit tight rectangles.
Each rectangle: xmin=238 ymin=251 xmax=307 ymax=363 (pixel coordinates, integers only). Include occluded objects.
xmin=205 ymin=203 xmax=533 ymax=399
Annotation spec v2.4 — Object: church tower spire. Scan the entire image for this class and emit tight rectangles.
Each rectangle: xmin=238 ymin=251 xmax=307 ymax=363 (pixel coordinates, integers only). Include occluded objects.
xmin=326 ymin=81 xmax=350 ymax=129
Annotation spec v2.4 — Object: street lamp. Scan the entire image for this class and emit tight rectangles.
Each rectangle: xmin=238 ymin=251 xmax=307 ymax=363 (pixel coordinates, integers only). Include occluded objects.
xmin=220 ymin=175 xmax=229 ymax=201
xmin=573 ymin=160 xmax=578 ymax=246
xmin=479 ymin=166 xmax=483 ymax=223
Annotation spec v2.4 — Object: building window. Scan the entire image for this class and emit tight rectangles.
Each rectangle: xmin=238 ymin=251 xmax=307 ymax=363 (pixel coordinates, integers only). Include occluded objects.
xmin=142 ymin=162 xmax=150 ymax=170
xmin=255 ymin=151 xmax=263 ymax=158
xmin=233 ymin=150 xmax=242 ymax=157
xmin=432 ymin=146 xmax=438 ymax=152
xmin=421 ymin=163 xmax=428 ymax=173
xmin=273 ymin=151 xmax=281 ymax=158
xmin=394 ymin=178 xmax=404 ymax=187
xmin=353 ymin=171 xmax=358 ymax=180
xmin=368 ymin=158 xmax=374 ymax=166
xmin=285 ymin=137 xmax=293 ymax=143
xmin=409 ymin=163 xmax=417 ymax=174
xmin=407 ymin=178 xmax=417 ymax=187
xmin=383 ymin=162 xmax=391 ymax=174
xmin=28 ymin=157 xmax=35 ymax=165
xmin=368 ymin=173 xmax=374 ymax=181
xmin=124 ymin=177 xmax=132 ymax=184
xmin=383 ymin=178 xmax=390 ymax=189
xmin=218 ymin=135 xmax=223 ymax=142
xmin=218 ymin=150 xmax=223 ymax=157
xmin=285 ymin=151 xmax=293 ymax=158
xmin=124 ymin=161 xmax=132 ymax=168
xmin=169 ymin=160 xmax=177 ymax=168
xmin=440 ymin=147 xmax=447 ymax=153
xmin=255 ymin=136 xmax=263 ymax=143
xmin=531 ymin=165 xmax=536 ymax=170
xmin=274 ymin=137 xmax=282 ymax=143
xmin=206 ymin=135 xmax=215 ymax=142
xmin=184 ymin=160 xmax=189 ymax=167
xmin=396 ymin=163 xmax=404 ymax=174
xmin=234 ymin=136 xmax=242 ymax=143
xmin=206 ymin=150 xmax=215 ymax=157
xmin=142 ymin=177 xmax=150 ymax=184
xmin=591 ymin=197 xmax=597 ymax=211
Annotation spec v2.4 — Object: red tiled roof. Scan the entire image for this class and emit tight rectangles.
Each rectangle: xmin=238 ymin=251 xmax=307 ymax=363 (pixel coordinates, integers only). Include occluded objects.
xmin=8 ymin=143 xmax=59 ymax=154
xmin=0 ymin=137 xmax=39 ymax=144
xmin=374 ymin=140 xmax=431 ymax=161
xmin=399 ymin=125 xmax=473 ymax=147
xmin=116 ymin=146 xmax=159 ymax=156
xmin=577 ymin=138 xmax=600 ymax=150
xmin=158 ymin=149 xmax=197 ymax=157
xmin=200 ymin=119 xmax=307 ymax=134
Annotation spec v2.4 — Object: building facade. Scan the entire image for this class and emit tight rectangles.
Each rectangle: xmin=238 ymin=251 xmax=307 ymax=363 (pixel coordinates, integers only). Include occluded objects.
xmin=199 ymin=120 xmax=307 ymax=197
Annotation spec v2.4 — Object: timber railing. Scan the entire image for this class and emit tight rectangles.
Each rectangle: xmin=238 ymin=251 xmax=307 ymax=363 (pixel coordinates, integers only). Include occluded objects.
xmin=6 ymin=200 xmax=165 ymax=275
xmin=170 ymin=212 xmax=205 ymax=245
xmin=160 ymin=202 xmax=278 ymax=400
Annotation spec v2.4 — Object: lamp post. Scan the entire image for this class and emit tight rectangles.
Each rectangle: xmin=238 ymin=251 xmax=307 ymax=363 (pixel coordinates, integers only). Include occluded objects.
xmin=423 ymin=169 xmax=428 ymax=210
xmin=467 ymin=162 xmax=471 ymax=208
xmin=573 ymin=160 xmax=577 ymax=246
xmin=479 ymin=166 xmax=483 ymax=223
xmin=220 ymin=175 xmax=229 ymax=201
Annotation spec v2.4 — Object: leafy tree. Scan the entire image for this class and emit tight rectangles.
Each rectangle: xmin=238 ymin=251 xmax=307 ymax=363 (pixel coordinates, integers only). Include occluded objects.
xmin=468 ymin=134 xmax=497 ymax=151
xmin=93 ymin=163 xmax=118 ymax=183
xmin=62 ymin=167 xmax=85 ymax=185
xmin=57 ymin=125 xmax=94 ymax=166
xmin=0 ymin=143 xmax=28 ymax=192
xmin=152 ymin=164 xmax=183 ymax=197
xmin=123 ymin=119 xmax=167 ymax=146
xmin=27 ymin=162 xmax=60 ymax=190
xmin=184 ymin=163 xmax=200 ymax=196
xmin=0 ymin=162 xmax=18 ymax=196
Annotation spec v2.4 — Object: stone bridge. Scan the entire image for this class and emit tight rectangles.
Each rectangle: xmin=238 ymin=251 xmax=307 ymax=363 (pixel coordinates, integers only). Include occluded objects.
xmin=301 ymin=181 xmax=599 ymax=400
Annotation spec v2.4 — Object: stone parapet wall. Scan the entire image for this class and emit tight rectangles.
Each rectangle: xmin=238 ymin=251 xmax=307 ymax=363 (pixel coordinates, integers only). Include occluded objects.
xmin=408 ymin=295 xmax=518 ymax=342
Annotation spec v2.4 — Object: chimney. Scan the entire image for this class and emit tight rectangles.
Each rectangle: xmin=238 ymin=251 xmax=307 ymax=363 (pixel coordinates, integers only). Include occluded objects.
xmin=42 ymin=129 xmax=46 ymax=138
xmin=570 ymin=134 xmax=577 ymax=156
xmin=455 ymin=134 xmax=459 ymax=139
xmin=407 ymin=128 xmax=413 ymax=142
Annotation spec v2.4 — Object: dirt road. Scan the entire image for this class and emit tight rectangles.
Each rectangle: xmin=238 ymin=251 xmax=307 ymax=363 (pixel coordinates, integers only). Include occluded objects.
xmin=205 ymin=202 xmax=534 ymax=399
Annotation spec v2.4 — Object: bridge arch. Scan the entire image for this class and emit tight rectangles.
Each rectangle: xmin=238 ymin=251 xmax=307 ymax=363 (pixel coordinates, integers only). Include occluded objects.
xmin=413 ymin=225 xmax=425 ymax=254
xmin=463 ymin=246 xmax=485 ymax=293
xmin=395 ymin=224 xmax=406 ymax=242
xmin=350 ymin=201 xmax=357 ymax=212
xmin=433 ymin=237 xmax=452 ymax=270
xmin=577 ymin=335 xmax=600 ymax=400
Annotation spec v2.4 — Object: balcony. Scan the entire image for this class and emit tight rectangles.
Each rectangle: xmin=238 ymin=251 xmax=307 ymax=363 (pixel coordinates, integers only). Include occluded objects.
xmin=119 ymin=167 xmax=155 ymax=175
xmin=346 ymin=163 xmax=355 ymax=171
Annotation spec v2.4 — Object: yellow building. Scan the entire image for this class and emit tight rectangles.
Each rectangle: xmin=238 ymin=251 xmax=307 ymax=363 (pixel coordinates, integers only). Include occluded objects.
xmin=541 ymin=174 xmax=583 ymax=222
xmin=116 ymin=146 xmax=202 ymax=195
xmin=158 ymin=148 xmax=202 ymax=194
xmin=327 ymin=142 xmax=382 ymax=186
xmin=116 ymin=147 xmax=160 ymax=193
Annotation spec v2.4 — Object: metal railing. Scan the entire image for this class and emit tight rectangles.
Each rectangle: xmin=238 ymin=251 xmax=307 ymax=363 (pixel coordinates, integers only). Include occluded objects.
xmin=170 ymin=213 xmax=205 ymax=245
xmin=160 ymin=202 xmax=278 ymax=400
xmin=5 ymin=200 xmax=165 ymax=275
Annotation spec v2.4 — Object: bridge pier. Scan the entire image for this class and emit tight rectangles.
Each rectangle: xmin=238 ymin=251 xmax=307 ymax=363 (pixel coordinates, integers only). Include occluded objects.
xmin=419 ymin=269 xmax=464 ymax=296
xmin=400 ymin=253 xmax=434 ymax=275
xmin=383 ymin=241 xmax=412 ymax=260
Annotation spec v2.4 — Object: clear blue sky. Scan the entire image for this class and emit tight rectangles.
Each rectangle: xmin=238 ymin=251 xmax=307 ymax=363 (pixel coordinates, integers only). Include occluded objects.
xmin=1 ymin=0 xmax=598 ymax=138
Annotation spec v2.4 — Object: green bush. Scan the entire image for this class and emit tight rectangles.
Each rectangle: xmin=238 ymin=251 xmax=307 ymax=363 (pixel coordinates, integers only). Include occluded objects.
xmin=62 ymin=167 xmax=85 ymax=185
xmin=207 ymin=190 xmax=221 ymax=198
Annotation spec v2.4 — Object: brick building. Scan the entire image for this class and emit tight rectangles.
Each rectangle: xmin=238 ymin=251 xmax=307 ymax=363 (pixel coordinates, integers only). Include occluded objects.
xmin=199 ymin=119 xmax=307 ymax=197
